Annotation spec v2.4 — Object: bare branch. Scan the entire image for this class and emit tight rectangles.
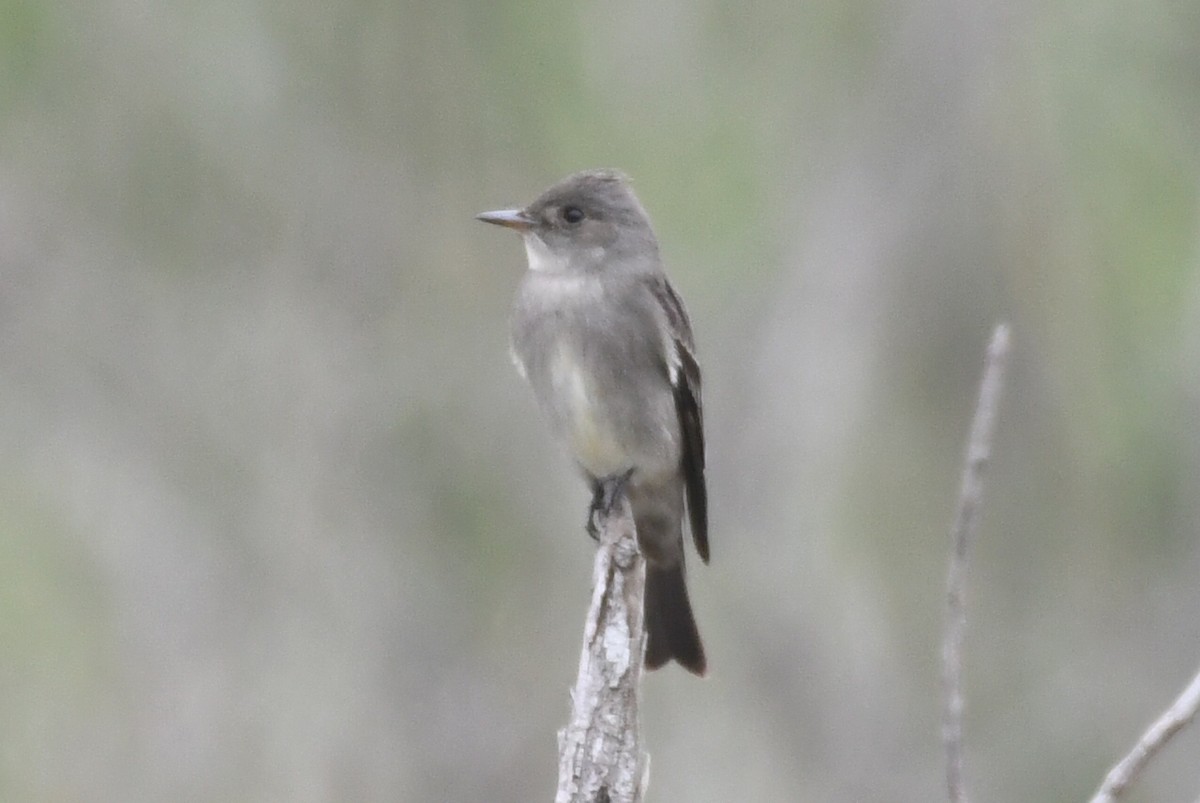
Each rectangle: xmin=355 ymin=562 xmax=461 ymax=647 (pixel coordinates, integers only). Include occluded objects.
xmin=1088 ymin=665 xmax=1200 ymax=803
xmin=943 ymin=323 xmax=1011 ymax=803
xmin=556 ymin=494 xmax=649 ymax=803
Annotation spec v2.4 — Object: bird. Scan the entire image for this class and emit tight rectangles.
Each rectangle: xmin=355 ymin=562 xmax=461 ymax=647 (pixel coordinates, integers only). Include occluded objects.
xmin=476 ymin=169 xmax=708 ymax=674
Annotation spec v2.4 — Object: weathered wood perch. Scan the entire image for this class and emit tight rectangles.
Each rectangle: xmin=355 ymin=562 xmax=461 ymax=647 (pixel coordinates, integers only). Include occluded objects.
xmin=555 ymin=492 xmax=649 ymax=803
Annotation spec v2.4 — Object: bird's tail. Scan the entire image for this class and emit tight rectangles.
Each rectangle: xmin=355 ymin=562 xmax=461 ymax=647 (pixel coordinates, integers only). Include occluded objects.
xmin=644 ymin=563 xmax=706 ymax=675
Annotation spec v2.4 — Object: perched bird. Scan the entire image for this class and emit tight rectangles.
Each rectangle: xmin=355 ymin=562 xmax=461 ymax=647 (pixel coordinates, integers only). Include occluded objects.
xmin=477 ymin=169 xmax=708 ymax=674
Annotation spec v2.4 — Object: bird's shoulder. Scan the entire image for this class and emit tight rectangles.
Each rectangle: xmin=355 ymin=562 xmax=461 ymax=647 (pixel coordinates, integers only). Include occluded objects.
xmin=641 ymin=271 xmax=695 ymax=351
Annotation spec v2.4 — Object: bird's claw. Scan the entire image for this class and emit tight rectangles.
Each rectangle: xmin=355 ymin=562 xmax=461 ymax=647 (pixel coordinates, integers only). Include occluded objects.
xmin=585 ymin=468 xmax=635 ymax=538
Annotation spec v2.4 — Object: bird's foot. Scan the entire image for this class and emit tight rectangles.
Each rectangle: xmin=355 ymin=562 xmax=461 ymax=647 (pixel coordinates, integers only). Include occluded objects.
xmin=586 ymin=468 xmax=635 ymax=539
xmin=586 ymin=479 xmax=603 ymax=542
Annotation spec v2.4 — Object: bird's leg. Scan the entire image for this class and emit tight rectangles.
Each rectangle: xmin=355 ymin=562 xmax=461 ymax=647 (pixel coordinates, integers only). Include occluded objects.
xmin=585 ymin=477 xmax=604 ymax=542
xmin=587 ymin=468 xmax=635 ymax=538
xmin=601 ymin=467 xmax=636 ymax=514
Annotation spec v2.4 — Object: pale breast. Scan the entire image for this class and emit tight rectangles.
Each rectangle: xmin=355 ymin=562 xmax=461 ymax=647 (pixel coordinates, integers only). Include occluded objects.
xmin=510 ymin=270 xmax=678 ymax=479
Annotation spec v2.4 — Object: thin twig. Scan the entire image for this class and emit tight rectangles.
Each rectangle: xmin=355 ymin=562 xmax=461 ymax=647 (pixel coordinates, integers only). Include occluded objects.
xmin=555 ymin=493 xmax=649 ymax=803
xmin=1088 ymin=665 xmax=1200 ymax=803
xmin=942 ymin=323 xmax=1011 ymax=803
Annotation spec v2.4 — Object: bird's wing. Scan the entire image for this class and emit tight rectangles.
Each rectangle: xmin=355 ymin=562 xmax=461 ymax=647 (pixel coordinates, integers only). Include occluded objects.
xmin=648 ymin=275 xmax=709 ymax=563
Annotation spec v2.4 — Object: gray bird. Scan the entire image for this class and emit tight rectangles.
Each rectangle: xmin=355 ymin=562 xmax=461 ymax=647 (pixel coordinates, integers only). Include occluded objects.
xmin=476 ymin=169 xmax=708 ymax=674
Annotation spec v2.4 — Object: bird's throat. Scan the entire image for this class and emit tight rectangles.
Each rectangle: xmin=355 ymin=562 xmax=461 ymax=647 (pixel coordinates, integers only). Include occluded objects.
xmin=523 ymin=233 xmax=569 ymax=273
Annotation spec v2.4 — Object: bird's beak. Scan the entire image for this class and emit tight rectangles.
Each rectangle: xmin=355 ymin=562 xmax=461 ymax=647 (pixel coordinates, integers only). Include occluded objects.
xmin=475 ymin=208 xmax=533 ymax=231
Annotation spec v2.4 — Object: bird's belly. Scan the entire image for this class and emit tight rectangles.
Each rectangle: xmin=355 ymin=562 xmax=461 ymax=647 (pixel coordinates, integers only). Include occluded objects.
xmin=549 ymin=344 xmax=630 ymax=477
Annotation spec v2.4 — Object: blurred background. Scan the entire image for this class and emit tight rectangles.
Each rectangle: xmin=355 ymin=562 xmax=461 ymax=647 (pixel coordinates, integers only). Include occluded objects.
xmin=2 ymin=1 xmax=1199 ymax=801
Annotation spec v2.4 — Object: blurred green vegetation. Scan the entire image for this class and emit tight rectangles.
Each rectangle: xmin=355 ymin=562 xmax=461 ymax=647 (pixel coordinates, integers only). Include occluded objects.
xmin=1 ymin=1 xmax=1199 ymax=801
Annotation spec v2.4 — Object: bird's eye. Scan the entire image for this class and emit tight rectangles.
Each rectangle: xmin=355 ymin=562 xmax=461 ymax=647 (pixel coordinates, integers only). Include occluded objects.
xmin=561 ymin=206 xmax=585 ymax=224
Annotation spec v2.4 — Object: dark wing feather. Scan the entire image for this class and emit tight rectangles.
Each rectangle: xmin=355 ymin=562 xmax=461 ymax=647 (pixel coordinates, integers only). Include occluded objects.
xmin=650 ymin=276 xmax=709 ymax=563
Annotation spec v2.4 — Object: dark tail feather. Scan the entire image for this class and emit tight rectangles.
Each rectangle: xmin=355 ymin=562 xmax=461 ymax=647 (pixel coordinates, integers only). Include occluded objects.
xmin=644 ymin=564 xmax=706 ymax=675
